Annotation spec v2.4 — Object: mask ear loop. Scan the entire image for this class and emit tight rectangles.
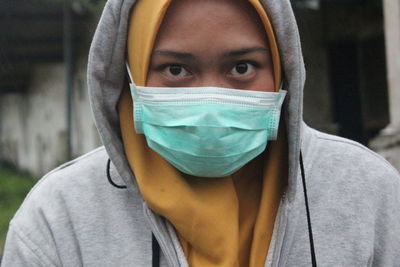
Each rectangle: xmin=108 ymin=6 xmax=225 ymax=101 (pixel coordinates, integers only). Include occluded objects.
xmin=126 ymin=61 xmax=135 ymax=85
xmin=279 ymin=81 xmax=284 ymax=92
xmin=126 ymin=61 xmax=141 ymax=102
xmin=125 ymin=61 xmax=144 ymax=134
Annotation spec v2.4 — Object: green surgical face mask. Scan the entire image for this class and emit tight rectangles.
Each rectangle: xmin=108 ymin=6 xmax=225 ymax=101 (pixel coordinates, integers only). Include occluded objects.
xmin=127 ymin=66 xmax=286 ymax=178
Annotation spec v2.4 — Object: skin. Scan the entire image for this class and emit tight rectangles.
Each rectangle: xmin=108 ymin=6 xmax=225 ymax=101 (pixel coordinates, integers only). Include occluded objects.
xmin=147 ymin=0 xmax=275 ymax=92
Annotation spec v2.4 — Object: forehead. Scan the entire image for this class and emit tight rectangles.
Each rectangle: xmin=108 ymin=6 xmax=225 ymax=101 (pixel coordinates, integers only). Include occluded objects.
xmin=154 ymin=0 xmax=268 ymax=51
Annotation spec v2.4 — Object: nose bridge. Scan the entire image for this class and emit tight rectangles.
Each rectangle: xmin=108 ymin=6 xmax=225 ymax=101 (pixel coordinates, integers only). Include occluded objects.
xmin=199 ymin=71 xmax=226 ymax=88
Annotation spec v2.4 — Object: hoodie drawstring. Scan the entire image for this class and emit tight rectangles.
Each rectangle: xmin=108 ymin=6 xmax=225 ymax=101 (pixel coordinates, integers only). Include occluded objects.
xmin=106 ymin=159 xmax=161 ymax=265
xmin=300 ymin=151 xmax=317 ymax=267
xmin=106 ymin=159 xmax=127 ymax=189
xmin=152 ymin=233 xmax=160 ymax=267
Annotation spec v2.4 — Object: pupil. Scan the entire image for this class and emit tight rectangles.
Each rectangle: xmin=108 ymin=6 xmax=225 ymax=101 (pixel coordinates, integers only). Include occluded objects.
xmin=236 ymin=63 xmax=248 ymax=74
xmin=170 ymin=65 xmax=182 ymax=76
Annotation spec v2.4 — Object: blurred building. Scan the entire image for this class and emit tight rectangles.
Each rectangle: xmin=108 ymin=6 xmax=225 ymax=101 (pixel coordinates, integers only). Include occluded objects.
xmin=294 ymin=0 xmax=400 ymax=170
xmin=0 ymin=1 xmax=101 ymax=176
xmin=0 ymin=0 xmax=399 ymax=177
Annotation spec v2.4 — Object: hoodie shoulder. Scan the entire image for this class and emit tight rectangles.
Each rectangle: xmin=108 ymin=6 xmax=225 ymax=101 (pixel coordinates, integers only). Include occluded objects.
xmin=11 ymin=147 xmax=138 ymax=226
xmin=301 ymin=125 xmax=400 ymax=266
xmin=304 ymin=125 xmax=399 ymax=177
xmin=302 ymin=124 xmax=400 ymax=206
xmin=17 ymin=147 xmax=109 ymax=206
xmin=2 ymin=147 xmax=150 ymax=267
xmin=10 ymin=147 xmax=110 ymax=227
xmin=2 ymin=147 xmax=151 ymax=267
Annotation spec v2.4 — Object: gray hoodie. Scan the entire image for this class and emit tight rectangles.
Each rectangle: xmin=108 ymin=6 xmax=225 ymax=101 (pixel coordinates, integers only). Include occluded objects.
xmin=2 ymin=0 xmax=400 ymax=266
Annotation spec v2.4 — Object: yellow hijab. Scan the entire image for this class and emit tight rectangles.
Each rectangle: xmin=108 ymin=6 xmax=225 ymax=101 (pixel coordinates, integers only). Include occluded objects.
xmin=119 ymin=0 xmax=288 ymax=266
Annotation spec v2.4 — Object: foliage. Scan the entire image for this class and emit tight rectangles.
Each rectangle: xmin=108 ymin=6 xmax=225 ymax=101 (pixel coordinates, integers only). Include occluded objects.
xmin=0 ymin=167 xmax=36 ymax=255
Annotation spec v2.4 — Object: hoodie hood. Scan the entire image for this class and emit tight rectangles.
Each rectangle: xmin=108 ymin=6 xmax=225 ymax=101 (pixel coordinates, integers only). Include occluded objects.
xmin=87 ymin=0 xmax=305 ymax=202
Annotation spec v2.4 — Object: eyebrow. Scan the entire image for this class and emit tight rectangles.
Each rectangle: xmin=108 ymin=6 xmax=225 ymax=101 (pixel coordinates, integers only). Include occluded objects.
xmin=152 ymin=50 xmax=198 ymax=62
xmin=152 ymin=47 xmax=269 ymax=61
xmin=222 ymin=47 xmax=269 ymax=57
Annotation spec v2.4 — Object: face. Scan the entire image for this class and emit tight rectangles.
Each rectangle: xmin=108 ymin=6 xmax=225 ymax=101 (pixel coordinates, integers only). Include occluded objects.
xmin=146 ymin=0 xmax=275 ymax=92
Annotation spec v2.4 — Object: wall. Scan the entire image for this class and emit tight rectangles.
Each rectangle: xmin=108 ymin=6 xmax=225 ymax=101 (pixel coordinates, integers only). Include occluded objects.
xmin=70 ymin=59 xmax=102 ymax=158
xmin=295 ymin=8 xmax=337 ymax=134
xmin=369 ymin=0 xmax=400 ymax=171
xmin=0 ymin=58 xmax=101 ymax=177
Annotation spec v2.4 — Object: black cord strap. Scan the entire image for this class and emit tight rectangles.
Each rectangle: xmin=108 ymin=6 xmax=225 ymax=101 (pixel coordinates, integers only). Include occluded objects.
xmin=106 ymin=159 xmax=127 ymax=189
xmin=152 ymin=233 xmax=160 ymax=267
xmin=300 ymin=151 xmax=317 ymax=267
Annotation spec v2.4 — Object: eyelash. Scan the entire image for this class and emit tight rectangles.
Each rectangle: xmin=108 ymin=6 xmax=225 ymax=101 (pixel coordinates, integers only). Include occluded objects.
xmin=156 ymin=63 xmax=189 ymax=72
xmin=154 ymin=60 xmax=261 ymax=77
xmin=231 ymin=61 xmax=260 ymax=74
xmin=235 ymin=60 xmax=259 ymax=68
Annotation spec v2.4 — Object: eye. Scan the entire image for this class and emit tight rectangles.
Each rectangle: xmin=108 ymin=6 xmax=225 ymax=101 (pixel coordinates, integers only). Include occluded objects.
xmin=164 ymin=64 xmax=190 ymax=77
xmin=230 ymin=62 xmax=255 ymax=76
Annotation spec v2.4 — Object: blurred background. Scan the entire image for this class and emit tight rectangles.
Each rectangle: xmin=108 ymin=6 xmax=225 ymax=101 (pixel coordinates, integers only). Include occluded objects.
xmin=1 ymin=0 xmax=400 ymax=257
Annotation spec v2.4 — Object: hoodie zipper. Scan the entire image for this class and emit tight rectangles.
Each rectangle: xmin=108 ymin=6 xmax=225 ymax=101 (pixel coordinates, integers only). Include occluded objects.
xmin=276 ymin=202 xmax=290 ymax=267
xmin=143 ymin=204 xmax=180 ymax=267
xmin=146 ymin=198 xmax=290 ymax=267
xmin=267 ymin=193 xmax=290 ymax=267
xmin=143 ymin=171 xmax=299 ymax=267
xmin=145 ymin=191 xmax=291 ymax=267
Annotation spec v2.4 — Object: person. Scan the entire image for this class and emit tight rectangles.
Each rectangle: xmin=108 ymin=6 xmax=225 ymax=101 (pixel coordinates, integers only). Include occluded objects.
xmin=1 ymin=0 xmax=399 ymax=266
